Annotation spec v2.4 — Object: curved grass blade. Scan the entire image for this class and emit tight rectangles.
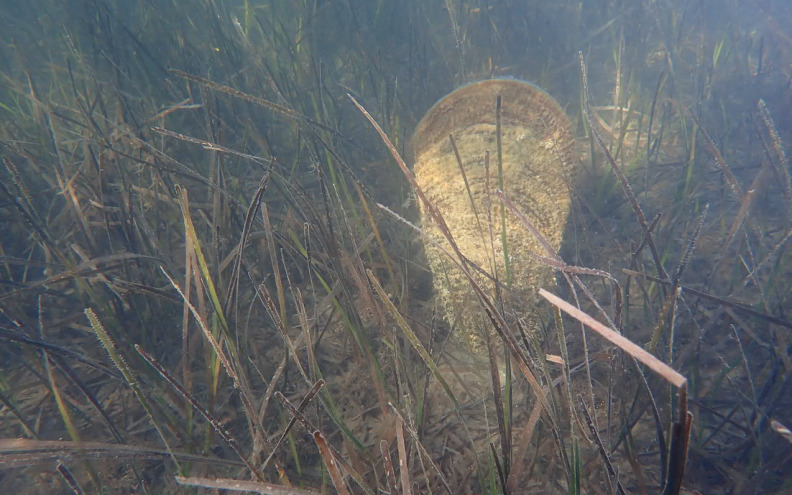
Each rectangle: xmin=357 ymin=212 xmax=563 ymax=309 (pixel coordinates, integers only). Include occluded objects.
xmin=84 ymin=308 xmax=182 ymax=473
xmin=135 ymin=345 xmax=267 ymax=481
xmin=366 ymin=269 xmax=457 ymax=409
xmin=0 ymin=438 xmax=242 ymax=469
xmin=176 ymin=186 xmax=229 ymax=335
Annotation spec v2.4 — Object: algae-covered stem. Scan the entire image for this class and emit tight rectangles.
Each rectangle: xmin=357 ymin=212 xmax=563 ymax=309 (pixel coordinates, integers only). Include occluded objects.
xmin=495 ymin=94 xmax=512 ymax=286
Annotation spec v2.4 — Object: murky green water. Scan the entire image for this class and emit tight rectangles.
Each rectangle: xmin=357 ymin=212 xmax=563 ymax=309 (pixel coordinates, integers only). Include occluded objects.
xmin=1 ymin=1 xmax=790 ymax=493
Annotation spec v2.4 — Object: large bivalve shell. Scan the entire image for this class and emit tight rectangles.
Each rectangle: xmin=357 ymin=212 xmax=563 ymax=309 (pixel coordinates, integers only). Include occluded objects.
xmin=411 ymin=79 xmax=576 ymax=356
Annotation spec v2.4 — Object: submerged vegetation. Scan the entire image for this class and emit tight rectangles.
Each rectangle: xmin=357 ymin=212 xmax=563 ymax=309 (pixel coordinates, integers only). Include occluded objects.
xmin=0 ymin=0 xmax=790 ymax=493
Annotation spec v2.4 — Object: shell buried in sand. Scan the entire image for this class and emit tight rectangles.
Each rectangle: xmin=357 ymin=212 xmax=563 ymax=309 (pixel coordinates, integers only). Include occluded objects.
xmin=411 ymin=79 xmax=576 ymax=357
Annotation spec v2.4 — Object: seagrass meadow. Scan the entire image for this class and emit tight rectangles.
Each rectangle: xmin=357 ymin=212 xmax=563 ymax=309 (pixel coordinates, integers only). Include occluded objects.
xmin=0 ymin=0 xmax=791 ymax=493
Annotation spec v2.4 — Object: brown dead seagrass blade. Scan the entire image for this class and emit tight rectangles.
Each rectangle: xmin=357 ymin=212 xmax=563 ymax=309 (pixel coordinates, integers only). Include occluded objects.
xmin=411 ymin=79 xmax=576 ymax=356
